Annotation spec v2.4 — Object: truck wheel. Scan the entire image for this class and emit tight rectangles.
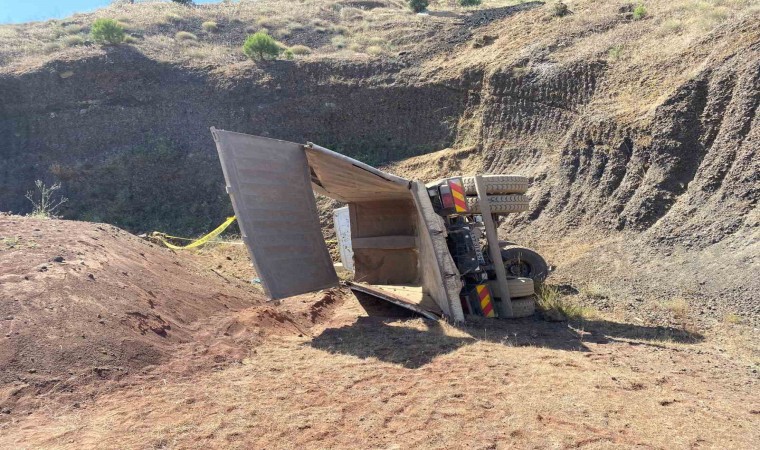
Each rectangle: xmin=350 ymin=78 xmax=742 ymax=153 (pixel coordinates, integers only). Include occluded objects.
xmin=507 ymin=277 xmax=535 ymax=298
xmin=461 ymin=175 xmax=529 ymax=195
xmin=465 ymin=195 xmax=529 ymax=214
xmin=488 ymin=277 xmax=535 ymax=299
xmin=500 ymin=245 xmax=549 ymax=282
xmin=509 ymin=297 xmax=535 ymax=318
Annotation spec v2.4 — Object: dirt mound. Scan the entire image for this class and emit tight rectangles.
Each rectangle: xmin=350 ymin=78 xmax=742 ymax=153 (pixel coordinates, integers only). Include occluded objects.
xmin=0 ymin=215 xmax=270 ymax=412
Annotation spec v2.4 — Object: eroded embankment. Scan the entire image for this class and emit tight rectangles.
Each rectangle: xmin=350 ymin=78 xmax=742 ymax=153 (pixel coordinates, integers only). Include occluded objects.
xmin=0 ymin=50 xmax=467 ymax=234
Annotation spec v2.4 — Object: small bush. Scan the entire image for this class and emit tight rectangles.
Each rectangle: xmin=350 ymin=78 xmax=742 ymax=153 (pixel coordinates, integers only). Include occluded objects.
xmin=171 ymin=0 xmax=193 ymax=4
xmin=202 ymin=21 xmax=218 ymax=32
xmin=63 ymin=35 xmax=85 ymax=47
xmin=26 ymin=180 xmax=68 ymax=219
xmin=90 ymin=18 xmax=125 ymax=45
xmin=633 ymin=4 xmax=647 ymax=20
xmin=175 ymin=31 xmax=198 ymax=41
xmin=459 ymin=0 xmax=481 ymax=6
xmin=330 ymin=25 xmax=349 ymax=35
xmin=664 ymin=298 xmax=689 ymax=320
xmin=283 ymin=49 xmax=294 ymax=60
xmin=331 ymin=35 xmax=347 ymax=49
xmin=63 ymin=24 xmax=86 ymax=35
xmin=165 ymin=13 xmax=183 ymax=24
xmin=551 ymin=2 xmax=570 ymax=17
xmin=242 ymin=31 xmax=281 ymax=60
xmin=366 ymin=45 xmax=384 ymax=56
xmin=289 ymin=44 xmax=311 ymax=55
xmin=43 ymin=43 xmax=61 ymax=54
xmin=257 ymin=17 xmax=286 ymax=30
xmin=607 ymin=44 xmax=623 ymax=61
xmin=409 ymin=0 xmax=428 ymax=13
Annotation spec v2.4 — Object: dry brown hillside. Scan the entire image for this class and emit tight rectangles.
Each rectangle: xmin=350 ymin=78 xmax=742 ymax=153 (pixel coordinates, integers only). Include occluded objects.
xmin=0 ymin=4 xmax=758 ymax=445
xmin=0 ymin=0 xmax=757 ymax=314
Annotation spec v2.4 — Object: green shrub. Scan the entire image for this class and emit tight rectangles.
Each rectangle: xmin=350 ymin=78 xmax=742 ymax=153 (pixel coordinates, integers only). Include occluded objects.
xmin=409 ymin=0 xmax=428 ymax=13
xmin=608 ymin=44 xmax=623 ymax=60
xmin=633 ymin=4 xmax=647 ymax=20
xmin=175 ymin=31 xmax=198 ymax=41
xmin=283 ymin=49 xmax=294 ymax=60
xmin=202 ymin=21 xmax=218 ymax=32
xmin=459 ymin=0 xmax=481 ymax=6
xmin=63 ymin=35 xmax=85 ymax=47
xmin=289 ymin=44 xmax=311 ymax=55
xmin=90 ymin=18 xmax=125 ymax=45
xmin=242 ymin=31 xmax=281 ymax=60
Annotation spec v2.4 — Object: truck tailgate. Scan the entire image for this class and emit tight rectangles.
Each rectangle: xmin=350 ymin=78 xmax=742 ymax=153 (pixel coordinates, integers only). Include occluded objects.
xmin=211 ymin=128 xmax=338 ymax=299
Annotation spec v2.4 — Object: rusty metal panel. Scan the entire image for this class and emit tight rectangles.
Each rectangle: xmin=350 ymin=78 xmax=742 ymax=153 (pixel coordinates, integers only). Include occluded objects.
xmin=211 ymin=128 xmax=338 ymax=299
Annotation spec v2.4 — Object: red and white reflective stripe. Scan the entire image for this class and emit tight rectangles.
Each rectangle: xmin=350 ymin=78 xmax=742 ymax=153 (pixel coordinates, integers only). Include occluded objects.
xmin=476 ymin=284 xmax=495 ymax=318
xmin=448 ymin=178 xmax=468 ymax=213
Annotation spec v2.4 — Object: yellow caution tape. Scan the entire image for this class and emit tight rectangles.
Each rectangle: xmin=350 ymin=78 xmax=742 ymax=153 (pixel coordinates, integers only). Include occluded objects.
xmin=153 ymin=216 xmax=339 ymax=250
xmin=152 ymin=216 xmax=237 ymax=250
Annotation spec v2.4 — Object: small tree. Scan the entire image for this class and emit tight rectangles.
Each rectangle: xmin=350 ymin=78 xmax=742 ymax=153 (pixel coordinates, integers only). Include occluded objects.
xmin=242 ymin=32 xmax=281 ymax=60
xmin=171 ymin=0 xmax=194 ymax=5
xmin=26 ymin=180 xmax=68 ymax=219
xmin=459 ymin=0 xmax=482 ymax=7
xmin=409 ymin=0 xmax=428 ymax=13
xmin=90 ymin=18 xmax=125 ymax=45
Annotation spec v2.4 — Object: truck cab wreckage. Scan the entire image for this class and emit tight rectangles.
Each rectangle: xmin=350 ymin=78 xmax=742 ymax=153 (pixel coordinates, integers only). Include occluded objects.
xmin=212 ymin=128 xmax=549 ymax=323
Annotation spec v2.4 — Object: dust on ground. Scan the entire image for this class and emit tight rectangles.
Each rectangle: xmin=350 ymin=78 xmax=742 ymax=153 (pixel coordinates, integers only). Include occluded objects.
xmin=1 ymin=216 xmax=758 ymax=449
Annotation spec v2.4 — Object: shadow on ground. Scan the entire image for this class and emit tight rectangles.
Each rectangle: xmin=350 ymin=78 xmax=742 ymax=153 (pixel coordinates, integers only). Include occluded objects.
xmin=309 ymin=294 xmax=704 ymax=369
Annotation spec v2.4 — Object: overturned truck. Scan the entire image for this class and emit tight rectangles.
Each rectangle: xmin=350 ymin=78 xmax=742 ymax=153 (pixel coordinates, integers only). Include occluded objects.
xmin=212 ymin=129 xmax=548 ymax=322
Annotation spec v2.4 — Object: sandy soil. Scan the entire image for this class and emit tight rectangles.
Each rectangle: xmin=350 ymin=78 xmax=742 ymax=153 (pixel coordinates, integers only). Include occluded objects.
xmin=1 ymin=216 xmax=758 ymax=449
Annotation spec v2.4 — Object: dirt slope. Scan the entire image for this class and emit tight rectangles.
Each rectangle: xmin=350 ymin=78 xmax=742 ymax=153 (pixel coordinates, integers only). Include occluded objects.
xmin=0 ymin=215 xmax=345 ymax=416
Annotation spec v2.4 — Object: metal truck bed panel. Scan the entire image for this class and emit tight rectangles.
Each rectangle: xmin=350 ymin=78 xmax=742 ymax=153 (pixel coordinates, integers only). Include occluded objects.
xmin=211 ymin=129 xmax=338 ymax=299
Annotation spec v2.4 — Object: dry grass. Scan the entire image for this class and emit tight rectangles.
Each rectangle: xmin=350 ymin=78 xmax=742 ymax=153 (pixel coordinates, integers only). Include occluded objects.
xmin=580 ymin=282 xmax=612 ymax=300
xmin=536 ymin=283 xmax=597 ymax=320
xmin=1 ymin=0 xmax=754 ymax=78
xmin=174 ymin=31 xmax=198 ymax=42
xmin=201 ymin=20 xmax=218 ymax=33
xmin=663 ymin=297 xmax=690 ymax=320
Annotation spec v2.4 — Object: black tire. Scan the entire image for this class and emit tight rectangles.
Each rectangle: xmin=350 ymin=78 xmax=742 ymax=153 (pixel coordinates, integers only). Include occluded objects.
xmin=500 ymin=245 xmax=549 ymax=282
xmin=509 ymin=297 xmax=536 ymax=318
xmin=461 ymin=175 xmax=529 ymax=195
xmin=465 ymin=194 xmax=530 ymax=214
